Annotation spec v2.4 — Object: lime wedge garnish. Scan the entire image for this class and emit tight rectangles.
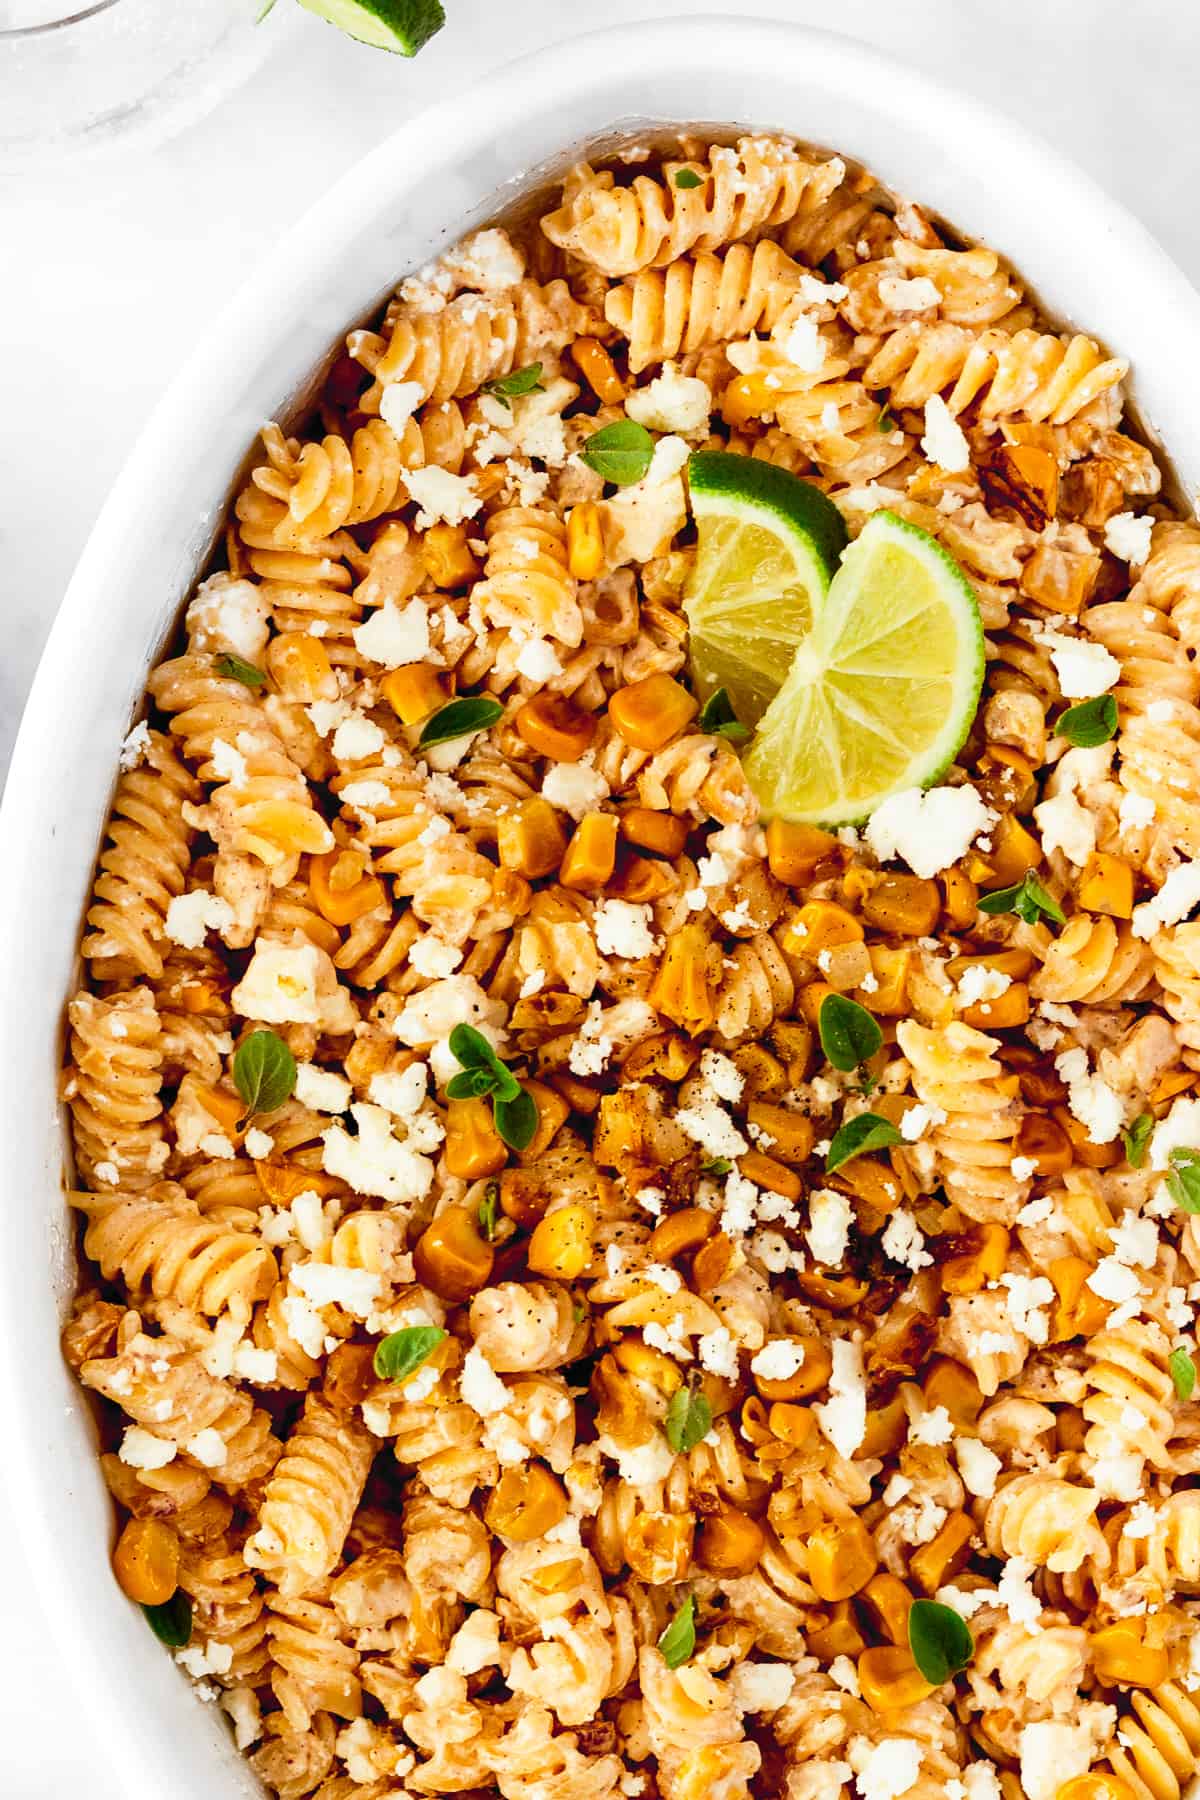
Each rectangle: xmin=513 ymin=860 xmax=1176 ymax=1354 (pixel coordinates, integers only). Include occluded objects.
xmin=744 ymin=510 xmax=985 ymax=825
xmin=295 ymin=0 xmax=444 ymax=52
xmin=684 ymin=452 xmax=848 ymax=730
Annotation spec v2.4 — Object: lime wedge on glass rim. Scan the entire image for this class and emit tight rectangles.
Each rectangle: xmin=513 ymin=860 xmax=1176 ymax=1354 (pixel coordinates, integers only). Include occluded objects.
xmin=744 ymin=508 xmax=985 ymax=825
xmin=684 ymin=451 xmax=849 ymax=730
xmin=293 ymin=0 xmax=445 ymax=52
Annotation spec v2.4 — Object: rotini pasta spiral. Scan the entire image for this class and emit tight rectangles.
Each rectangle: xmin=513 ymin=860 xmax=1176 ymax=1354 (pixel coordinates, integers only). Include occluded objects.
xmin=245 ymin=1395 xmax=378 ymax=1594
xmin=604 ymin=240 xmax=804 ymax=372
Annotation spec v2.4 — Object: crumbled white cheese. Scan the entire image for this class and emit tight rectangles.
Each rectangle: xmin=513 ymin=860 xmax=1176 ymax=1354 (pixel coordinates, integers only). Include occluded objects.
xmin=1055 ymin=1046 xmax=1123 ymax=1145
xmin=441 ymin=227 xmax=525 ymax=293
xmin=1109 ymin=1213 xmax=1159 ymax=1268
xmin=408 ymin=933 xmax=463 ymax=979
xmin=882 ymin=1209 xmax=933 ymax=1272
xmin=1038 ymin=629 xmax=1121 ymax=700
xmin=220 ymin=1686 xmax=262 ymax=1751
xmin=780 ymin=312 xmax=826 ymax=373
xmin=368 ymin=1063 xmax=428 ymax=1121
xmin=921 ymin=395 xmax=970 ymax=472
xmin=728 ymin=1661 xmax=794 ymax=1713
xmin=1119 ymin=790 xmax=1157 ymax=833
xmin=1012 ymin=1159 xmax=1040 ymax=1186
xmin=514 ymin=636 xmax=562 ymax=682
xmin=353 ymin=596 xmax=430 ymax=667
xmin=231 ymin=939 xmax=357 ymax=1034
xmin=1018 ymin=1722 xmax=1093 ymax=1800
xmin=243 ymin=1127 xmax=274 ymax=1160
xmin=186 ymin=573 xmax=271 ymax=662
xmin=593 ymin=899 xmax=659 ymax=960
xmin=956 ymin=1436 xmax=1001 ymax=1498
xmin=806 ymin=1187 xmax=853 ymax=1266
xmin=176 ymin=1639 xmax=234 ymax=1679
xmin=900 ymin=1102 xmax=946 ymax=1141
xmin=1133 ymin=860 xmax=1200 ymax=940
xmin=814 ymin=1338 xmax=866 ymax=1459
xmin=880 ymin=273 xmax=941 ymax=312
xmin=625 ymin=369 xmax=712 ymax=437
xmin=1151 ymin=1095 xmax=1200 ymax=1169
xmin=750 ymin=1340 xmax=805 ymax=1382
xmin=460 ymin=1346 xmax=510 ymax=1417
xmin=996 ymin=1555 xmax=1043 ymax=1627
xmin=956 ymin=965 xmax=1012 ymax=1007
xmin=909 ymin=1404 xmax=953 ymax=1447
xmin=1000 ymin=1272 xmax=1056 ymax=1345
xmin=851 ymin=1736 xmax=924 ymax=1800
xmin=294 ymin=1062 xmax=353 ymax=1114
xmin=322 ymin=1102 xmax=435 ymax=1205
xmin=290 ymin=1260 xmax=382 ymax=1319
xmin=1034 ymin=789 xmax=1096 ymax=867
xmin=118 ymin=1427 xmax=176 ymax=1471
xmin=1087 ymin=1256 xmax=1142 ymax=1305
xmin=118 ymin=719 xmax=152 ymax=771
xmin=697 ymin=1327 xmax=740 ymax=1381
xmin=185 ymin=1428 xmax=229 ymax=1469
xmin=1104 ymin=511 xmax=1154 ymax=565
xmin=699 ymin=1049 xmax=745 ymax=1104
xmin=164 ymin=890 xmax=236 ymax=951
xmin=393 ymin=973 xmax=505 ymax=1055
xmin=403 ymin=466 xmax=483 ymax=530
xmin=541 ymin=759 xmax=611 ymax=820
xmin=865 ymin=785 xmax=993 ymax=878
xmin=332 ymin=711 xmax=386 ymax=763
xmin=378 ymin=379 xmax=424 ymax=434
xmin=675 ymin=1099 xmax=748 ymax=1161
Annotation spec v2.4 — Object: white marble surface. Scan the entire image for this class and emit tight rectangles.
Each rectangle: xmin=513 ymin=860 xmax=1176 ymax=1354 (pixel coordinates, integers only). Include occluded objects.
xmin=1 ymin=0 xmax=1198 ymax=1790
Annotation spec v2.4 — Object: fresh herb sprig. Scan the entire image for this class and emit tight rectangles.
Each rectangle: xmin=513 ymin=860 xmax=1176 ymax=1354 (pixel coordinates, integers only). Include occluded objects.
xmin=697 ymin=688 xmax=750 ymax=743
xmin=818 ymin=993 xmax=882 ymax=1086
xmin=977 ymin=870 xmax=1064 ymax=928
xmin=418 ymin=697 xmax=504 ymax=750
xmin=1055 ymin=694 xmax=1118 ymax=748
xmin=826 ymin=1112 xmax=902 ymax=1173
xmin=214 ymin=652 xmax=265 ymax=688
xmin=1170 ymin=1347 xmax=1197 ymax=1401
xmin=907 ymin=1599 xmax=973 ymax=1684
xmin=664 ymin=1384 xmax=712 ymax=1454
xmin=658 ymin=1595 xmax=696 ymax=1668
xmin=481 ymin=362 xmax=545 ymax=408
xmin=446 ymin=1023 xmax=538 ymax=1152
xmin=373 ymin=1325 xmax=447 ymax=1383
xmin=580 ymin=419 xmax=655 ymax=488
xmin=232 ymin=1030 xmax=297 ymax=1129
xmin=1167 ymin=1148 xmax=1200 ymax=1214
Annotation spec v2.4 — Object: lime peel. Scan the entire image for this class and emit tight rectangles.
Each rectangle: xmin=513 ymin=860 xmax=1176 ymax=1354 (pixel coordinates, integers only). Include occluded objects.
xmin=294 ymin=0 xmax=445 ymax=53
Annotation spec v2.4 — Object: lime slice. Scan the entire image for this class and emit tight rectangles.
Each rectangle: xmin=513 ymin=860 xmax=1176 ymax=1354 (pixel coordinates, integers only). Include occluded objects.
xmin=744 ymin=510 xmax=984 ymax=825
xmin=295 ymin=0 xmax=444 ymax=52
xmin=684 ymin=452 xmax=848 ymax=729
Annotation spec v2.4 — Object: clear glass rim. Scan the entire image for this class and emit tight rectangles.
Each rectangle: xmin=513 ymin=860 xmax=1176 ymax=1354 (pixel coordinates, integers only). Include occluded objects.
xmin=0 ymin=0 xmax=120 ymax=40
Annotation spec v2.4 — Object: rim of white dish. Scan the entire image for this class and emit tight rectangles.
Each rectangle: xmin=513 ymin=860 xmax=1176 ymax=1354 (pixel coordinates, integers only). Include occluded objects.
xmin=4 ymin=15 xmax=1200 ymax=1796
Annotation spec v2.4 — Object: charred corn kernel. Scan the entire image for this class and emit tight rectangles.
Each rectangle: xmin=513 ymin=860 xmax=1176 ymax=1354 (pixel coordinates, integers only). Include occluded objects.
xmin=549 ymin=1071 xmax=602 ymax=1115
xmin=796 ymin=1270 xmax=869 ymax=1311
xmin=255 ymin=1160 xmax=342 ymax=1206
xmin=528 ymin=1204 xmax=595 ymax=1279
xmin=498 ymin=1164 xmax=551 ymax=1229
xmin=649 ymin=1206 xmax=716 ymax=1261
xmin=265 ymin=631 xmax=337 ymax=702
xmin=768 ymin=1402 xmax=816 ymax=1448
xmin=1079 ymin=851 xmax=1135 ymax=920
xmin=1049 ymin=1255 xmax=1111 ymax=1341
xmin=942 ymin=1224 xmax=1011 ymax=1295
xmin=413 ymin=1203 xmax=495 ymax=1302
xmin=865 ymin=945 xmax=913 ymax=1015
xmin=692 ymin=1231 xmax=738 ymax=1293
xmin=983 ymin=812 xmax=1042 ymax=887
xmin=566 ymin=501 xmax=605 ymax=580
xmin=627 ymin=1511 xmax=694 ymax=1584
xmin=947 ymin=948 xmax=1034 ymax=981
xmin=859 ymin=1394 xmax=908 ymax=1458
xmin=941 ymin=866 xmax=978 ymax=929
xmin=923 ymin=1357 xmax=983 ymax=1425
xmin=737 ymin=1150 xmax=803 ymax=1202
xmin=490 ymin=868 xmax=532 ymax=918
xmin=498 ymin=796 xmax=568 ymax=880
xmin=621 ymin=806 xmax=690 ymax=858
xmin=609 ymin=673 xmax=699 ymax=751
xmin=560 ymin=813 xmax=618 ymax=890
xmin=696 ymin=1506 xmax=766 ymax=1577
xmin=909 ymin=1510 xmax=974 ymax=1594
xmin=808 ymin=1516 xmax=878 ymax=1601
xmin=746 ymin=1102 xmax=814 ymax=1167
xmin=179 ymin=979 xmax=225 ymax=1015
xmin=769 ymin=1022 xmax=814 ymax=1086
xmin=591 ymin=1354 xmax=653 ymax=1447
xmin=732 ymin=1043 xmax=788 ymax=1100
xmin=622 ymin=1032 xmax=699 ymax=1083
xmin=806 ymin=1600 xmax=866 ymax=1660
xmin=961 ymin=980 xmax=1031 ymax=1031
xmin=614 ymin=1339 xmax=683 ymax=1395
xmin=1151 ymin=1067 xmax=1198 ymax=1106
xmin=722 ymin=370 xmax=776 ymax=427
xmin=781 ymin=900 xmax=864 ymax=956
xmin=609 ymin=855 xmax=676 ymax=903
xmin=309 ymin=848 xmax=386 ymax=926
xmin=841 ymin=866 xmax=876 ymax=907
xmin=1089 ymin=1622 xmax=1170 ymax=1688
xmin=196 ymin=1083 xmax=244 ymax=1137
xmin=324 ymin=1341 xmax=379 ymax=1410
xmin=765 ymin=818 xmax=838 ymax=885
xmin=571 ymin=337 xmax=625 ymax=405
xmin=754 ymin=1338 xmax=831 ymax=1403
xmin=484 ymin=1464 xmax=568 ymax=1542
xmin=421 ymin=522 xmax=480 ymax=589
xmin=113 ymin=1517 xmax=180 ymax=1607
xmin=1014 ymin=1112 xmax=1073 ymax=1177
xmin=515 ymin=691 xmax=597 ymax=763
xmin=964 ymin=852 xmax=996 ymax=884
xmin=444 ymin=1096 xmax=508 ymax=1180
xmin=1055 ymin=1105 xmax=1123 ymax=1169
xmin=1056 ymin=1777 xmax=1139 ymax=1800
xmin=859 ymin=1645 xmax=936 ymax=1713
xmin=862 ymin=874 xmax=941 ymax=937
xmin=860 ymin=1572 xmax=913 ymax=1646
xmin=381 ymin=663 xmax=445 ymax=725
xmin=647 ymin=922 xmax=714 ymax=1034
xmin=519 ymin=1080 xmax=570 ymax=1161
xmin=799 ymin=980 xmax=837 ymax=1028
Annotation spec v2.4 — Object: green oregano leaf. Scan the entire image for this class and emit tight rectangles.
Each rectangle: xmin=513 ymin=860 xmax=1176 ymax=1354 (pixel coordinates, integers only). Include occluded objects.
xmin=417 ymin=696 xmax=504 ymax=750
xmin=1170 ymin=1346 xmax=1197 ymax=1402
xmin=976 ymin=870 xmax=1065 ymax=928
xmin=232 ymin=1030 xmax=296 ymax=1124
xmin=493 ymin=1088 xmax=538 ymax=1152
xmin=875 ymin=406 xmax=895 ymax=433
xmin=907 ymin=1598 xmax=973 ymax=1685
xmin=826 ymin=1112 xmax=903 ymax=1173
xmin=664 ymin=1384 xmax=712 ymax=1455
xmin=478 ymin=1182 xmax=500 ymax=1241
xmin=214 ymin=652 xmax=266 ymax=688
xmin=1167 ymin=1148 xmax=1200 ymax=1214
xmin=373 ymin=1325 xmax=447 ymax=1383
xmin=448 ymin=1025 xmax=520 ymax=1102
xmin=696 ymin=687 xmax=750 ymax=743
xmin=673 ymin=169 xmax=704 ymax=189
xmin=1055 ymin=694 xmax=1118 ymax=749
xmin=580 ymin=419 xmax=655 ymax=488
xmin=700 ymin=1157 xmax=732 ymax=1176
xmin=481 ymin=362 xmax=545 ymax=408
xmin=1121 ymin=1112 xmax=1154 ymax=1168
xmin=818 ymin=993 xmax=883 ymax=1074
xmin=658 ymin=1594 xmax=696 ymax=1669
xmin=143 ymin=1592 xmax=192 ymax=1648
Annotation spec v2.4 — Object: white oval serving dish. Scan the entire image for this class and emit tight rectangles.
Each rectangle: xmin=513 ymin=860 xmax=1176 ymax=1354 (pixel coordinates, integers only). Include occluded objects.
xmin=3 ymin=16 xmax=1200 ymax=1796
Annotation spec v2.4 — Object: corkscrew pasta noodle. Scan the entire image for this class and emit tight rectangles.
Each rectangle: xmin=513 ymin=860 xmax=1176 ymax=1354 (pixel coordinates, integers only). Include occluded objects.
xmin=59 ymin=131 xmax=1200 ymax=1800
